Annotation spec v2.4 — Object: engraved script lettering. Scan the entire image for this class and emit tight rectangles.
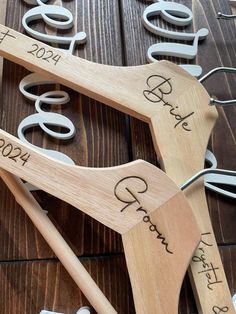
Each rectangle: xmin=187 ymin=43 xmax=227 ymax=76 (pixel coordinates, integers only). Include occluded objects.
xmin=212 ymin=305 xmax=229 ymax=313
xmin=143 ymin=75 xmax=194 ymax=131
xmin=198 ymin=263 xmax=222 ymax=290
xmin=192 ymin=232 xmax=223 ymax=290
xmin=114 ymin=176 xmax=173 ymax=254
xmin=0 ymin=29 xmax=16 ymax=44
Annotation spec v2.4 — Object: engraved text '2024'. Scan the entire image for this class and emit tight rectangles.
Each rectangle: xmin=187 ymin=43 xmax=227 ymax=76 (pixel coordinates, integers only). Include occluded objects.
xmin=27 ymin=43 xmax=61 ymax=66
xmin=0 ymin=138 xmax=30 ymax=166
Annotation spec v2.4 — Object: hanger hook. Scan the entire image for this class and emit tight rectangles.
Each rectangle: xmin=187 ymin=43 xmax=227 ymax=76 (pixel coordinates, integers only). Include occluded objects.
xmin=199 ymin=67 xmax=236 ymax=106
xmin=217 ymin=12 xmax=236 ymax=19
xmin=180 ymin=168 xmax=236 ymax=191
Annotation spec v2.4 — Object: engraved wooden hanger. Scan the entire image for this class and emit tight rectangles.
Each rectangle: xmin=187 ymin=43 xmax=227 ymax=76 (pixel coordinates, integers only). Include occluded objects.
xmin=0 ymin=132 xmax=200 ymax=314
xmin=0 ymin=24 xmax=234 ymax=313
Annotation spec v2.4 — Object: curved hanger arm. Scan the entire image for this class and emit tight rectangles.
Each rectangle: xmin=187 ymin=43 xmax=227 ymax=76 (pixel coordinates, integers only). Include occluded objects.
xmin=0 ymin=129 xmax=182 ymax=233
xmin=0 ymin=24 xmax=204 ymax=122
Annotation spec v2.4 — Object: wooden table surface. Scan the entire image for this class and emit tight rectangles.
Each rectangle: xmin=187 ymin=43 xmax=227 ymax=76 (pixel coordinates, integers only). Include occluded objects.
xmin=0 ymin=0 xmax=235 ymax=313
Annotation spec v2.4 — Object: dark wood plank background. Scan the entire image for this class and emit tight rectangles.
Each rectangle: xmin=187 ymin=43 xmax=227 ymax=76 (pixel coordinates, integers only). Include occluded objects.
xmin=0 ymin=0 xmax=235 ymax=313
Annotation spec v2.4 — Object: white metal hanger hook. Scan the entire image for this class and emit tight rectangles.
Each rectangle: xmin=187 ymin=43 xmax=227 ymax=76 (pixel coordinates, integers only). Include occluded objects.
xmin=199 ymin=67 xmax=236 ymax=106
xmin=217 ymin=0 xmax=236 ymax=19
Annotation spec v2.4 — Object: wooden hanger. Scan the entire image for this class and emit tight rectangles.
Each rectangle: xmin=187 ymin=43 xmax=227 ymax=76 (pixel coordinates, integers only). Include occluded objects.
xmin=0 ymin=24 xmax=234 ymax=313
xmin=0 ymin=129 xmax=200 ymax=314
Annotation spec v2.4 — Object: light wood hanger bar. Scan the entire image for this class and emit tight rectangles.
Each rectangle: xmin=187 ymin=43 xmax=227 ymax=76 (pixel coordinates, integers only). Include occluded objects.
xmin=0 ymin=24 xmax=204 ymax=122
xmin=0 ymin=24 xmax=234 ymax=313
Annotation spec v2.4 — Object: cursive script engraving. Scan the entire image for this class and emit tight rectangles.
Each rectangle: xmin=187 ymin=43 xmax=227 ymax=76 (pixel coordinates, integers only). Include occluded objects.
xmin=143 ymin=75 xmax=172 ymax=103
xmin=114 ymin=176 xmax=148 ymax=212
xmin=200 ymin=232 xmax=214 ymax=246
xmin=0 ymin=29 xmax=16 ymax=45
xmin=114 ymin=176 xmax=173 ymax=254
xmin=212 ymin=305 xmax=229 ymax=313
xmin=143 ymin=75 xmax=194 ymax=131
xmin=192 ymin=232 xmax=223 ymax=290
xmin=198 ymin=263 xmax=222 ymax=290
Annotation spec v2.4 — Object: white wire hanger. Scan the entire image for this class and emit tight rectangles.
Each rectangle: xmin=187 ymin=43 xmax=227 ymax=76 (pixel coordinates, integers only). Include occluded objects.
xmin=217 ymin=0 xmax=236 ymax=19
xmin=199 ymin=67 xmax=236 ymax=106
xmin=181 ymin=149 xmax=236 ymax=199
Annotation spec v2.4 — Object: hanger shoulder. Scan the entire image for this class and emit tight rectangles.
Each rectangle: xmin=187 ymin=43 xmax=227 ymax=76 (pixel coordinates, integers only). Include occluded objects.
xmin=0 ymin=23 xmax=153 ymax=120
xmin=0 ymin=24 xmax=230 ymax=313
xmin=0 ymin=26 xmax=218 ymax=176
xmin=0 ymin=129 xmax=181 ymax=234
xmin=150 ymin=83 xmax=218 ymax=184
xmin=0 ymin=24 xmax=205 ymax=123
xmin=122 ymin=191 xmax=200 ymax=314
xmin=0 ymin=128 xmax=201 ymax=313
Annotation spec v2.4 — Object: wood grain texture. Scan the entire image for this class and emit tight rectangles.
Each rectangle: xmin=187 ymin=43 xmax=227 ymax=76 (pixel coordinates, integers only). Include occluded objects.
xmin=1 ymin=0 xmax=127 ymax=260
xmin=0 ymin=169 xmax=119 ymax=314
xmin=0 ymin=21 xmax=227 ymax=311
xmin=120 ymin=0 xmax=236 ymax=312
xmin=122 ymin=192 xmax=199 ymax=314
xmin=0 ymin=255 xmax=135 ymax=314
xmin=120 ymin=0 xmax=236 ymax=244
xmin=0 ymin=247 xmax=234 ymax=314
xmin=0 ymin=128 xmax=189 ymax=234
xmin=0 ymin=128 xmax=200 ymax=313
xmin=0 ymin=0 xmax=235 ymax=313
